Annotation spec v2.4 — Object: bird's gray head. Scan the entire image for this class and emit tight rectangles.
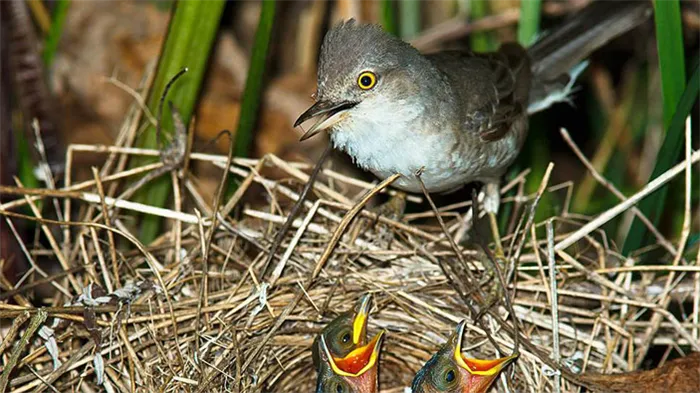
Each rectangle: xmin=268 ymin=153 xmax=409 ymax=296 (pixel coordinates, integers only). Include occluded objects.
xmin=317 ymin=20 xmax=418 ymax=102
xmin=294 ymin=19 xmax=426 ymax=140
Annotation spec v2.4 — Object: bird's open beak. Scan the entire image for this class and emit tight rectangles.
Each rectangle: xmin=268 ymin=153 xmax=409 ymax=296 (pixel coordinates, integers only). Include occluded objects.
xmin=451 ymin=320 xmax=518 ymax=376
xmin=294 ymin=100 xmax=357 ymax=141
xmin=352 ymin=294 xmax=372 ymax=345
xmin=322 ymin=330 xmax=385 ymax=377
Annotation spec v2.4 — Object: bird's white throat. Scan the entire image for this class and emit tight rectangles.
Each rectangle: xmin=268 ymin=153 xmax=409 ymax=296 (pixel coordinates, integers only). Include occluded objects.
xmin=329 ymin=94 xmax=463 ymax=192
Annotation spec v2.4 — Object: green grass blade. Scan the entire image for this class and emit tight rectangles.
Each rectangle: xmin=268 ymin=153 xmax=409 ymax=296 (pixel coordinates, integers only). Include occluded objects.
xmin=133 ymin=0 xmax=225 ymax=243
xmin=234 ymin=0 xmax=276 ymax=158
xmin=469 ymin=0 xmax=495 ymax=52
xmin=16 ymin=129 xmax=39 ymax=190
xmin=518 ymin=0 xmax=545 ymax=209
xmin=380 ymin=0 xmax=398 ymax=36
xmin=517 ymin=0 xmax=541 ymax=46
xmin=622 ymin=61 xmax=698 ymax=255
xmin=16 ymin=0 xmax=70 ymax=197
xmin=42 ymin=0 xmax=70 ymax=68
xmin=622 ymin=1 xmax=690 ymax=255
xmin=399 ymin=0 xmax=420 ymax=40
xmin=653 ymin=0 xmax=687 ymax=129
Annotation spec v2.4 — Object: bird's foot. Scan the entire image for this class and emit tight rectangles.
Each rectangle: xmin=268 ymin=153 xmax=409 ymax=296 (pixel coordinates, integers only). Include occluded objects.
xmin=482 ymin=182 xmax=505 ymax=254
xmin=367 ymin=191 xmax=407 ymax=248
xmin=480 ymin=182 xmax=509 ymax=311
xmin=474 ymin=249 xmax=506 ymax=319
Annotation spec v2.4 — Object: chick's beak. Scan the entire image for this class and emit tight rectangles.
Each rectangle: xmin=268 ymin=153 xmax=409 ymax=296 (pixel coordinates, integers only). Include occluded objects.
xmin=352 ymin=294 xmax=372 ymax=345
xmin=294 ymin=100 xmax=357 ymax=141
xmin=450 ymin=320 xmax=518 ymax=392
xmin=323 ymin=330 xmax=386 ymax=377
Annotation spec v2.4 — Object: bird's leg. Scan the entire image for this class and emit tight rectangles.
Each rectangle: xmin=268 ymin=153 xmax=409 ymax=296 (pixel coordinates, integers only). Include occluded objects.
xmin=479 ymin=181 xmax=509 ymax=312
xmin=453 ymin=182 xmax=504 ymax=252
xmin=375 ymin=191 xmax=407 ymax=220
xmin=476 ymin=249 xmax=505 ymax=318
xmin=368 ymin=191 xmax=407 ymax=247
xmin=453 ymin=206 xmax=473 ymax=245
xmin=482 ymin=182 xmax=504 ymax=258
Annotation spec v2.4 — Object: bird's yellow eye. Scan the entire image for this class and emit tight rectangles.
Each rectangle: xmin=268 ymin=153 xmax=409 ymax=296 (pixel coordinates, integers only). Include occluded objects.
xmin=357 ymin=71 xmax=377 ymax=90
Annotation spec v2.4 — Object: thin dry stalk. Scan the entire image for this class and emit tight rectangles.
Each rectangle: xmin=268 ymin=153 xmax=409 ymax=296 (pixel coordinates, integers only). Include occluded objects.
xmin=0 ymin=116 xmax=696 ymax=393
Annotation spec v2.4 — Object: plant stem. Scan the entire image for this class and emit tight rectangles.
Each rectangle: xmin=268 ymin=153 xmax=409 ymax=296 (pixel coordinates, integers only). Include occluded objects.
xmin=517 ymin=0 xmax=541 ymax=46
xmin=234 ymin=0 xmax=277 ymax=158
xmin=622 ymin=1 xmax=690 ymax=255
xmin=133 ymin=0 xmax=225 ymax=244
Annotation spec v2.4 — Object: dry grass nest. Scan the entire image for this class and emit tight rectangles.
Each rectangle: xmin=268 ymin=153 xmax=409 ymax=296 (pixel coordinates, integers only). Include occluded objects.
xmin=1 ymin=102 xmax=699 ymax=393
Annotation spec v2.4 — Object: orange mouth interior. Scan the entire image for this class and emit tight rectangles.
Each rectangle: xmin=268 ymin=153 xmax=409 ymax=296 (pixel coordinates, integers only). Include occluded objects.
xmin=451 ymin=320 xmax=518 ymax=376
xmin=462 ymin=356 xmax=509 ymax=373
xmin=332 ymin=334 xmax=381 ymax=375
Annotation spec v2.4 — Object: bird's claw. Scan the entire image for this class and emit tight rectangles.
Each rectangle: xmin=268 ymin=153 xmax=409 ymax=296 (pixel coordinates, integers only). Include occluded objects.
xmin=367 ymin=192 xmax=407 ymax=248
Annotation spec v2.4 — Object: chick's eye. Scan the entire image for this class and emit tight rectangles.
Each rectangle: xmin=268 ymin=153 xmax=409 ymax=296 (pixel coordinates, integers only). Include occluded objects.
xmin=341 ymin=332 xmax=351 ymax=344
xmin=357 ymin=71 xmax=377 ymax=90
xmin=331 ymin=380 xmax=349 ymax=393
xmin=431 ymin=362 xmax=459 ymax=389
xmin=330 ymin=327 xmax=354 ymax=353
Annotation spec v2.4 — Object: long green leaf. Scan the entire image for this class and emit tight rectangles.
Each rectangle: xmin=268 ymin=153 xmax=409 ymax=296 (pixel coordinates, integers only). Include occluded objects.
xmin=134 ymin=0 xmax=225 ymax=243
xmin=16 ymin=128 xmax=39 ymax=191
xmin=653 ymin=0 xmax=687 ymax=129
xmin=622 ymin=1 xmax=690 ymax=255
xmin=469 ymin=0 xmax=495 ymax=52
xmin=234 ymin=0 xmax=276 ymax=158
xmin=42 ymin=0 xmax=70 ymax=68
xmin=518 ymin=0 xmax=545 ymax=197
xmin=517 ymin=0 xmax=541 ymax=46
xmin=622 ymin=62 xmax=698 ymax=255
xmin=380 ymin=0 xmax=398 ymax=36
xmin=399 ymin=0 xmax=420 ymax=40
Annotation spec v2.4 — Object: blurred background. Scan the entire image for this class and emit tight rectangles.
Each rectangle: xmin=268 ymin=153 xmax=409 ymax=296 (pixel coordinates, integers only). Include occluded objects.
xmin=1 ymin=0 xmax=699 ymax=279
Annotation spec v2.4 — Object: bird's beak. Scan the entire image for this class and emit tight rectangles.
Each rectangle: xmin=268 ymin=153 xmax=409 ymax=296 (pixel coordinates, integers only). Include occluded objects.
xmin=451 ymin=320 xmax=518 ymax=377
xmin=322 ymin=330 xmax=385 ymax=377
xmin=352 ymin=294 xmax=372 ymax=345
xmin=294 ymin=100 xmax=357 ymax=141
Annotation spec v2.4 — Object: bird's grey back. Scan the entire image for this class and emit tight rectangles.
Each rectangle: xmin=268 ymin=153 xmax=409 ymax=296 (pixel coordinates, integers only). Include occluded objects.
xmin=425 ymin=43 xmax=530 ymax=139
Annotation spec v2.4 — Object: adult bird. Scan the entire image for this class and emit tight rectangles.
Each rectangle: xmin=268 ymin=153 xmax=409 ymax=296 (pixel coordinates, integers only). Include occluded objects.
xmin=295 ymin=1 xmax=652 ymax=247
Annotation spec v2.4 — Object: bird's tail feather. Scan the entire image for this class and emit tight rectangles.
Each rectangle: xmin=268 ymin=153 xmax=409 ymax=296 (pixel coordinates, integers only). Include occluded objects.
xmin=527 ymin=0 xmax=652 ymax=114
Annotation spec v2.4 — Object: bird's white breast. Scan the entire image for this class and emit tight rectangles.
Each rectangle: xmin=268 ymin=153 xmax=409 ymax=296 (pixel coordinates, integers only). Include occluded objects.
xmin=330 ymin=95 xmax=466 ymax=192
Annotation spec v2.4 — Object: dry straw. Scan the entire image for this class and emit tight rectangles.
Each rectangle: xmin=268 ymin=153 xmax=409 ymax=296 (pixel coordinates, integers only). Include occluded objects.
xmin=0 ymin=81 xmax=698 ymax=393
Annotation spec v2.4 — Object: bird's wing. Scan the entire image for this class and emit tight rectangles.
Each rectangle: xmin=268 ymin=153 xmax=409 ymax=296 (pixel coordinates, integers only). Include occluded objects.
xmin=426 ymin=43 xmax=531 ymax=141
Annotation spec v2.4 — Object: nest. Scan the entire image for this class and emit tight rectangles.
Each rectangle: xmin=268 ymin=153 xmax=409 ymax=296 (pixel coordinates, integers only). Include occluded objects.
xmin=1 ymin=101 xmax=699 ymax=393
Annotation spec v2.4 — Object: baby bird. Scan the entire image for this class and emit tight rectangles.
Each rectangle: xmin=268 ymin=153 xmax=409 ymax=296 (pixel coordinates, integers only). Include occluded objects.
xmin=312 ymin=294 xmax=373 ymax=369
xmin=411 ymin=321 xmax=517 ymax=393
xmin=314 ymin=294 xmax=386 ymax=393
xmin=315 ymin=330 xmax=385 ymax=393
